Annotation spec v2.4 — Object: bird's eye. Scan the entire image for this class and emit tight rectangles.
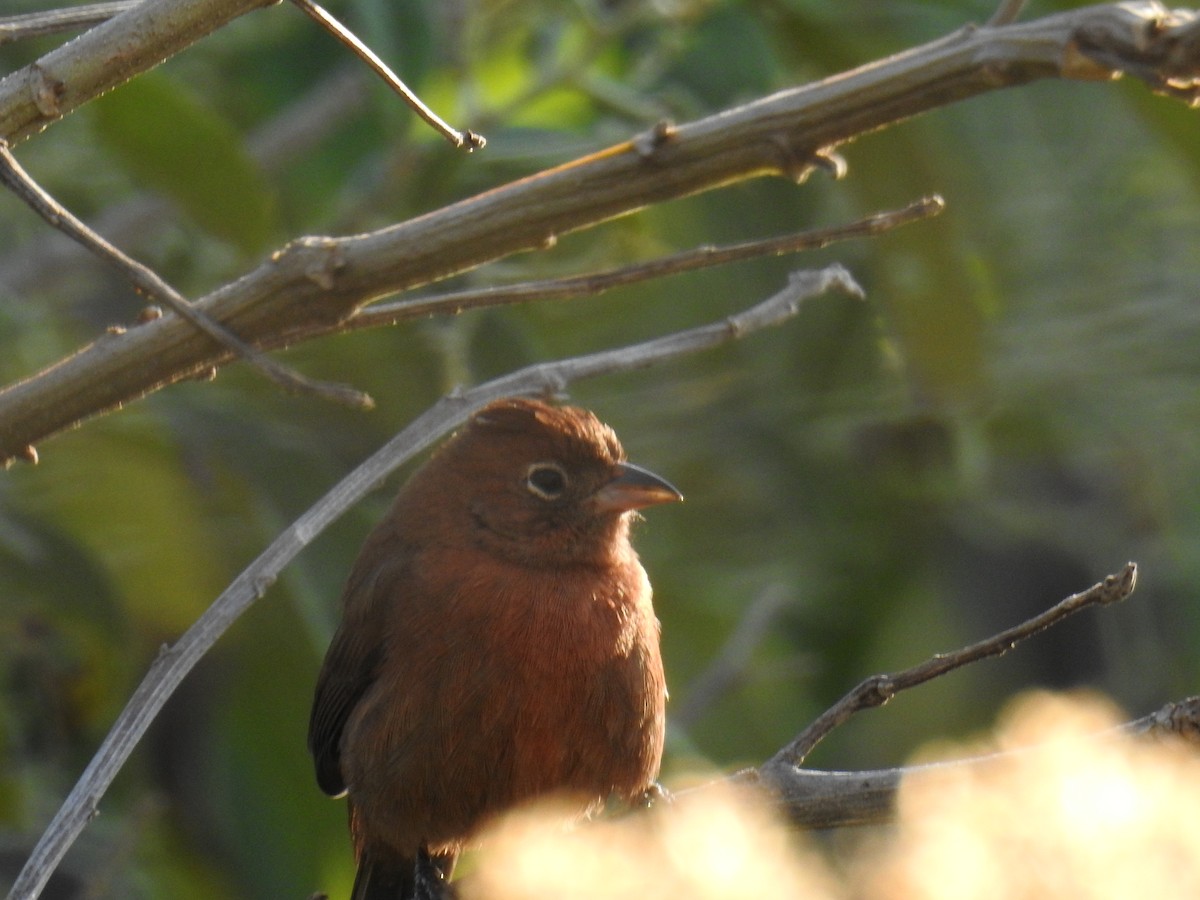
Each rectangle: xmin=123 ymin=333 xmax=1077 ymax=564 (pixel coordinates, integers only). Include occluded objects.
xmin=525 ymin=463 xmax=568 ymax=500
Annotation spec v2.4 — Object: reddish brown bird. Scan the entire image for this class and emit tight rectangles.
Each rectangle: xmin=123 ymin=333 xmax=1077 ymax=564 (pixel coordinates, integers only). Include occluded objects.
xmin=308 ymin=397 xmax=681 ymax=899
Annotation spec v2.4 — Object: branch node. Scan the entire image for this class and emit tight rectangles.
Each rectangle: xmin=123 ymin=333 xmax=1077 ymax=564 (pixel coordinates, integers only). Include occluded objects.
xmin=460 ymin=130 xmax=487 ymax=152
xmin=303 ymin=240 xmax=348 ymax=290
xmin=137 ymin=305 xmax=164 ymax=324
xmin=768 ymin=135 xmax=822 ymax=185
xmin=1151 ymin=696 xmax=1200 ymax=745
xmin=633 ymin=120 xmax=678 ymax=159
xmin=811 ymin=147 xmax=848 ymax=180
xmin=28 ymin=62 xmax=64 ymax=117
xmin=1072 ymin=6 xmax=1200 ymax=101
xmin=1103 ymin=560 xmax=1138 ymax=600
xmin=253 ymin=574 xmax=277 ymax=598
xmin=526 ymin=366 xmax=570 ymax=397
xmin=864 ymin=674 xmax=897 ymax=707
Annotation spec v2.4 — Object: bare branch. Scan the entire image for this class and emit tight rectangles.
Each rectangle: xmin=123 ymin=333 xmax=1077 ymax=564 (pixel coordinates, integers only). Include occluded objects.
xmin=761 ymin=562 xmax=1139 ymax=772
xmin=0 ymin=141 xmax=373 ymax=410
xmin=286 ymin=0 xmax=484 ymax=151
xmin=0 ymin=1 xmax=140 ymax=44
xmin=1125 ymin=695 xmax=1200 ymax=743
xmin=332 ymin=196 xmax=942 ymax=337
xmin=722 ymin=693 xmax=1200 ymax=831
xmin=3 ymin=4 xmax=1197 ymax=461
xmin=0 ymin=0 xmax=274 ymax=143
xmin=677 ymin=564 xmax=1196 ymax=835
xmin=4 ymin=266 xmax=861 ymax=900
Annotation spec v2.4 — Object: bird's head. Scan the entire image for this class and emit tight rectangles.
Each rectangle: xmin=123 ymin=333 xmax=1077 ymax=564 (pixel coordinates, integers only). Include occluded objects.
xmin=412 ymin=397 xmax=681 ymax=567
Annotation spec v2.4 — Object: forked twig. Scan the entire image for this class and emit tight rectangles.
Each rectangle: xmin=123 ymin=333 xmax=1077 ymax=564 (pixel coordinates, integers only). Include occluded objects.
xmin=762 ymin=562 xmax=1139 ymax=772
xmin=0 ymin=140 xmax=372 ymax=410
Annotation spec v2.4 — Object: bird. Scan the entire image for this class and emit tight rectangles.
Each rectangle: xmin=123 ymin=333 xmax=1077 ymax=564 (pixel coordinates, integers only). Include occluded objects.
xmin=307 ymin=396 xmax=682 ymax=899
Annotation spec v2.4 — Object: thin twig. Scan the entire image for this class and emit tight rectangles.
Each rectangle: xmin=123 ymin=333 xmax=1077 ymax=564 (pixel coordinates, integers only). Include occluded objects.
xmin=343 ymin=196 xmax=943 ymax=333
xmin=286 ymin=0 xmax=484 ymax=151
xmin=0 ymin=140 xmax=372 ymax=411
xmin=4 ymin=265 xmax=862 ymax=900
xmin=762 ymin=562 xmax=1139 ymax=771
xmin=987 ymin=0 xmax=1028 ymax=27
xmin=658 ymin=563 xmax=1161 ymax=833
xmin=0 ymin=1 xmax=140 ymax=44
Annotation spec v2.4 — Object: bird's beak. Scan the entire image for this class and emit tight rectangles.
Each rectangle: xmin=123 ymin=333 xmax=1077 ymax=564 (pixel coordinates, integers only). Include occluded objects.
xmin=592 ymin=462 xmax=683 ymax=513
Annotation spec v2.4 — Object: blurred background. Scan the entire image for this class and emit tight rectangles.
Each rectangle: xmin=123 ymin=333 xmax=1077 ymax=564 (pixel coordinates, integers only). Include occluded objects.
xmin=1 ymin=0 xmax=1198 ymax=896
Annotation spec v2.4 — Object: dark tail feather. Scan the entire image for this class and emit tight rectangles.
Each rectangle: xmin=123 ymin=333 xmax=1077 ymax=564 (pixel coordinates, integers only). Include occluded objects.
xmin=351 ymin=848 xmax=456 ymax=900
xmin=349 ymin=852 xmax=412 ymax=900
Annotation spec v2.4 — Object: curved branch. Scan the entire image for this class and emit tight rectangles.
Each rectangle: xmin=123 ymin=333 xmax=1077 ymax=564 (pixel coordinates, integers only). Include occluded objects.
xmin=4 ymin=266 xmax=862 ymax=900
xmin=1 ymin=3 xmax=1197 ymax=462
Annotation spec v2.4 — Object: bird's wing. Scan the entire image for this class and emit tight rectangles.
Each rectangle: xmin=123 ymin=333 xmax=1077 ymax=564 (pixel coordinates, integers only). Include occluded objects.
xmin=307 ymin=557 xmax=398 ymax=798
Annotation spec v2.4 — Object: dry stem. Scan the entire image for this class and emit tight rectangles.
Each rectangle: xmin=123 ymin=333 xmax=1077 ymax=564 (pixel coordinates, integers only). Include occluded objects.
xmin=2 ymin=3 xmax=1197 ymax=461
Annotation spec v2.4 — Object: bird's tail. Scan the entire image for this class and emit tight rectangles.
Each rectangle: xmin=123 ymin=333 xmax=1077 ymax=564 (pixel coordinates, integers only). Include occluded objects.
xmin=349 ymin=852 xmax=411 ymax=900
xmin=351 ymin=848 xmax=456 ymax=900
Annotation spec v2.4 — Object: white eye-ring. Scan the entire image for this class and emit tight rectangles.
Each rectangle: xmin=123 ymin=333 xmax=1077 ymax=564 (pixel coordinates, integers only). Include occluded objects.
xmin=525 ymin=462 xmax=568 ymax=500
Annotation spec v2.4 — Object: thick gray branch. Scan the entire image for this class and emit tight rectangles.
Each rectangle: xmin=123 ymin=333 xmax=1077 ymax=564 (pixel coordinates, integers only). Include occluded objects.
xmin=0 ymin=0 xmax=272 ymax=142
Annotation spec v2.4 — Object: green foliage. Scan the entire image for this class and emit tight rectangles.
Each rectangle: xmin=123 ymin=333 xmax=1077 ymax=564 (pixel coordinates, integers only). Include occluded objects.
xmin=91 ymin=72 xmax=277 ymax=252
xmin=2 ymin=0 xmax=1200 ymax=896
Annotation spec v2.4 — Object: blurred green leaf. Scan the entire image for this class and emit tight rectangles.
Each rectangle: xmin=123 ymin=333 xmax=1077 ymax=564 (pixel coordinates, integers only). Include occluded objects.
xmin=10 ymin=414 xmax=230 ymax=636
xmin=91 ymin=72 xmax=276 ymax=252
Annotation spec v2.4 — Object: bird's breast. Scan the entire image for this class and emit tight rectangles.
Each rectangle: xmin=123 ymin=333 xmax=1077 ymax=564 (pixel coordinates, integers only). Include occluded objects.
xmin=343 ymin=543 xmax=666 ymax=853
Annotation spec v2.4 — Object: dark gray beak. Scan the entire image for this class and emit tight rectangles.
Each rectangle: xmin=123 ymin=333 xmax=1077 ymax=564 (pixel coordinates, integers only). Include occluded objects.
xmin=592 ymin=462 xmax=683 ymax=513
